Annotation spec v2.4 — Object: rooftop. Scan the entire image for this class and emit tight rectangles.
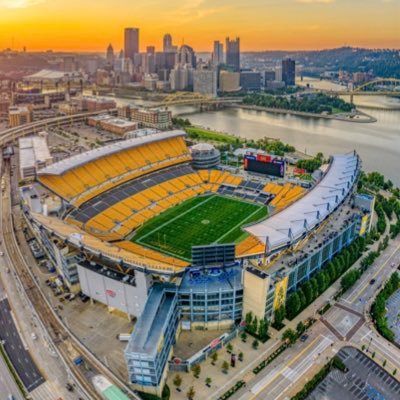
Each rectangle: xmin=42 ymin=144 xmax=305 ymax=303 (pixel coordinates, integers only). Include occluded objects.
xmin=125 ymin=285 xmax=176 ymax=357
xmin=37 ymin=130 xmax=186 ymax=176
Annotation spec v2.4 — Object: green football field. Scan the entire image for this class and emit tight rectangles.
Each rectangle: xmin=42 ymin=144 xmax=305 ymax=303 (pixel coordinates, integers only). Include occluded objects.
xmin=132 ymin=194 xmax=268 ymax=261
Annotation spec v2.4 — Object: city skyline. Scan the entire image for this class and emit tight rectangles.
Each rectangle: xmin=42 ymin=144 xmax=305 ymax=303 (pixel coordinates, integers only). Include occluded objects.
xmin=0 ymin=0 xmax=399 ymax=52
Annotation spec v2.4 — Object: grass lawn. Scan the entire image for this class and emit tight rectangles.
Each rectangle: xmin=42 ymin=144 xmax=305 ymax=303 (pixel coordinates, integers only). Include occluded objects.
xmin=132 ymin=194 xmax=268 ymax=261
xmin=185 ymin=126 xmax=240 ymax=145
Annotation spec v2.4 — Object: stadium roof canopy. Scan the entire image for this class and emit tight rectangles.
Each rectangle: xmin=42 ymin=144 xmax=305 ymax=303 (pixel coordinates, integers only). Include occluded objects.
xmin=245 ymin=152 xmax=359 ymax=253
xmin=38 ymin=130 xmax=186 ymax=176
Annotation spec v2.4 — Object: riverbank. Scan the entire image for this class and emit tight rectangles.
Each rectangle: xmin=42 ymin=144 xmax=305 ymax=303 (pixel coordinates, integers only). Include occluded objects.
xmin=228 ymin=103 xmax=377 ymax=123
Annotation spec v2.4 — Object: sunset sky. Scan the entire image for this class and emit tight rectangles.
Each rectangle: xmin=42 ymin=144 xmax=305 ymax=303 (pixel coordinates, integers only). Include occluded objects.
xmin=0 ymin=0 xmax=399 ymax=52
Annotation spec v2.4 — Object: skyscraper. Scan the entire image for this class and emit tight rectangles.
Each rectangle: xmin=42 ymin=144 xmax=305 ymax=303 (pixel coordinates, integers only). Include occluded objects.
xmin=175 ymin=45 xmax=196 ymax=68
xmin=163 ymin=33 xmax=172 ymax=52
xmin=212 ymin=41 xmax=224 ymax=66
xmin=282 ymin=58 xmax=296 ymax=86
xmin=225 ymin=37 xmax=240 ymax=72
xmin=106 ymin=43 xmax=114 ymax=66
xmin=163 ymin=33 xmax=177 ymax=53
xmin=124 ymin=28 xmax=139 ymax=61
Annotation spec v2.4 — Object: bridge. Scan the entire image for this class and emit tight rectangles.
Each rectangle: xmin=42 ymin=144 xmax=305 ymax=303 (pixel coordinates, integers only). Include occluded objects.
xmin=319 ymin=78 xmax=400 ymax=100
xmin=147 ymin=91 xmax=243 ymax=108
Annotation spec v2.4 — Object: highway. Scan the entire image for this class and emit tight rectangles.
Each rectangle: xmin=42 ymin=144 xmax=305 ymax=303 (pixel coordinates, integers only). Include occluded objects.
xmin=0 ymin=297 xmax=44 ymax=392
xmin=229 ymin=232 xmax=400 ymax=400
xmin=0 ymin=285 xmax=24 ymax=400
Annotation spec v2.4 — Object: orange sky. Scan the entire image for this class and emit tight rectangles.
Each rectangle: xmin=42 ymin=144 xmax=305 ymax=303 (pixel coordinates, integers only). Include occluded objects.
xmin=0 ymin=0 xmax=399 ymax=52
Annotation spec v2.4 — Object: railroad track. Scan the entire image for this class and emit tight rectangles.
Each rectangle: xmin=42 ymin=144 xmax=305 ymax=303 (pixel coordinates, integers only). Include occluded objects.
xmin=1 ymin=162 xmax=102 ymax=400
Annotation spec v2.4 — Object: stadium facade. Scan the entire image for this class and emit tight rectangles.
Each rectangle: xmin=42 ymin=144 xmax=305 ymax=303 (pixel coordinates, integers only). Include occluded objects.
xmin=20 ymin=129 xmax=374 ymax=396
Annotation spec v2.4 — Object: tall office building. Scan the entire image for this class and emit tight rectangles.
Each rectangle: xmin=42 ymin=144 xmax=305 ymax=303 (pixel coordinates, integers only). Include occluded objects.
xmin=193 ymin=69 xmax=218 ymax=97
xmin=212 ymin=41 xmax=224 ymax=66
xmin=225 ymin=37 xmax=240 ymax=72
xmin=282 ymin=58 xmax=296 ymax=86
xmin=106 ymin=44 xmax=114 ymax=66
xmin=175 ymin=45 xmax=196 ymax=68
xmin=163 ymin=33 xmax=172 ymax=51
xmin=163 ymin=33 xmax=174 ymax=52
xmin=124 ymin=28 xmax=139 ymax=61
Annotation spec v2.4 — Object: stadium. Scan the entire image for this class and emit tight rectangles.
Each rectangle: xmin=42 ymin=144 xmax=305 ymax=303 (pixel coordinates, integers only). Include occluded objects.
xmin=22 ymin=128 xmax=372 ymax=395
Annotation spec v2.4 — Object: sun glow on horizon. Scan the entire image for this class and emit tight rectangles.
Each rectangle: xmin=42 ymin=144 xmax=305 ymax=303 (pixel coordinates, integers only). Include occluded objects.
xmin=0 ymin=0 xmax=398 ymax=52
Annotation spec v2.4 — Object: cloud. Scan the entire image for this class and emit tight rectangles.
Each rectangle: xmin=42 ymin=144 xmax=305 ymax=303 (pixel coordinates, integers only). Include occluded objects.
xmin=295 ymin=0 xmax=335 ymax=3
xmin=0 ymin=0 xmax=45 ymax=8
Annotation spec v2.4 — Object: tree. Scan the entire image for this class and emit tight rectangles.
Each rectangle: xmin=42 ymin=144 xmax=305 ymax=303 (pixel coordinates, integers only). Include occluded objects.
xmin=245 ymin=311 xmax=253 ymax=327
xmin=191 ymin=364 xmax=201 ymax=378
xmin=286 ymin=292 xmax=301 ymax=320
xmin=258 ymin=318 xmax=269 ymax=341
xmin=205 ymin=377 xmax=212 ymax=387
xmin=302 ymin=281 xmax=314 ymax=305
xmin=252 ymin=339 xmax=259 ymax=350
xmin=187 ymin=386 xmax=196 ymax=400
xmin=226 ymin=343 xmax=233 ymax=353
xmin=238 ymin=351 xmax=244 ymax=362
xmin=240 ymin=332 xmax=247 ymax=342
xmin=173 ymin=374 xmax=182 ymax=391
xmin=251 ymin=316 xmax=258 ymax=335
xmin=210 ymin=351 xmax=218 ymax=365
xmin=221 ymin=360 xmax=230 ymax=374
xmin=296 ymin=321 xmax=305 ymax=335
xmin=282 ymin=328 xmax=297 ymax=345
xmin=274 ymin=305 xmax=286 ymax=327
xmin=298 ymin=289 xmax=307 ymax=309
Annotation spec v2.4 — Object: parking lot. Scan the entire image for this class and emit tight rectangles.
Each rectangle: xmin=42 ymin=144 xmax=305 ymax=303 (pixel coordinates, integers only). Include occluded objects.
xmin=307 ymin=347 xmax=400 ymax=400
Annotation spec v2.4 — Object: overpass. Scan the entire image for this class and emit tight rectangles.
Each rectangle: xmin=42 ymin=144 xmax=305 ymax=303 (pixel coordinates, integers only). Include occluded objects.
xmin=0 ymin=109 xmax=117 ymax=147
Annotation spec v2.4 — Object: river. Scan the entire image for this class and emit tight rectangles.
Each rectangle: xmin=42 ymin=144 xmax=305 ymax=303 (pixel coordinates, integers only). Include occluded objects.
xmin=110 ymin=77 xmax=400 ymax=185
xmin=171 ymin=79 xmax=400 ymax=186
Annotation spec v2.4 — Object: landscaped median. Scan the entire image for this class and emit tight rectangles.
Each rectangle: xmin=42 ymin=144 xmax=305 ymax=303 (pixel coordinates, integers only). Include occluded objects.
xmin=217 ymin=380 xmax=246 ymax=400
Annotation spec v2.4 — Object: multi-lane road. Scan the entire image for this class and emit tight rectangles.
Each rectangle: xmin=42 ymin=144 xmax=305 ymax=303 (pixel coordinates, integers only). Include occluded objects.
xmin=232 ymin=233 xmax=400 ymax=400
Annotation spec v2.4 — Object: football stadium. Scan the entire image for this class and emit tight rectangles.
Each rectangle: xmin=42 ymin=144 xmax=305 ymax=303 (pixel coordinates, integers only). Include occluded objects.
xmin=22 ymin=127 xmax=374 ymax=395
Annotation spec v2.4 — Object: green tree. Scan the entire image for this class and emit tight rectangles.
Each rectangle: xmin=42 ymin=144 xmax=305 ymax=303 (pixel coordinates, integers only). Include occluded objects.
xmin=286 ymin=292 xmax=301 ymax=320
xmin=191 ymin=364 xmax=201 ymax=378
xmin=173 ymin=374 xmax=182 ymax=391
xmin=226 ymin=343 xmax=233 ymax=353
xmin=187 ymin=386 xmax=196 ymax=400
xmin=252 ymin=339 xmax=259 ymax=350
xmin=240 ymin=332 xmax=247 ymax=342
xmin=251 ymin=316 xmax=258 ymax=335
xmin=245 ymin=311 xmax=253 ymax=327
xmin=274 ymin=305 xmax=286 ymax=327
xmin=205 ymin=377 xmax=212 ymax=387
xmin=238 ymin=351 xmax=244 ymax=362
xmin=258 ymin=318 xmax=269 ymax=341
xmin=296 ymin=321 xmax=305 ymax=335
xmin=282 ymin=328 xmax=297 ymax=345
xmin=302 ymin=281 xmax=314 ymax=305
xmin=221 ymin=360 xmax=230 ymax=374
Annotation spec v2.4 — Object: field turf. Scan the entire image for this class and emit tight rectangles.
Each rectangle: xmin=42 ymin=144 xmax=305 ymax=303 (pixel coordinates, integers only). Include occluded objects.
xmin=132 ymin=194 xmax=268 ymax=261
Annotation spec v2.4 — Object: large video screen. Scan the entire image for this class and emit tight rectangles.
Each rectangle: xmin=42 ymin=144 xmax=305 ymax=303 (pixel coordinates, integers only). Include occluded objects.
xmin=244 ymin=155 xmax=285 ymax=178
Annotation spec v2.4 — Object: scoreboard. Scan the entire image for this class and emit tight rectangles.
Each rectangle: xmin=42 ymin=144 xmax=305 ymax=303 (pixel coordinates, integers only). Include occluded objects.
xmin=244 ymin=154 xmax=285 ymax=178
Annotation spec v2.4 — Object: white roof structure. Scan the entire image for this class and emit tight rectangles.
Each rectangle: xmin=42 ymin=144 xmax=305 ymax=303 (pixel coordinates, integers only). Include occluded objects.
xmin=245 ymin=152 xmax=359 ymax=253
xmin=19 ymin=135 xmax=52 ymax=172
xmin=38 ymin=130 xmax=187 ymax=176
xmin=24 ymin=69 xmax=81 ymax=81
